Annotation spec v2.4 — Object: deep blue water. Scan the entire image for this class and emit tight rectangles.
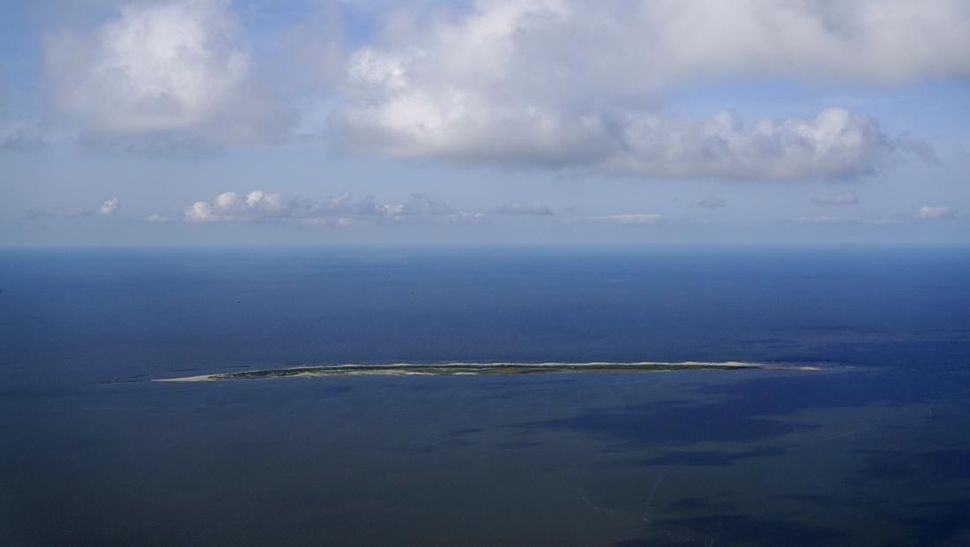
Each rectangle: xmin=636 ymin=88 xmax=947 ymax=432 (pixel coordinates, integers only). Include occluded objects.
xmin=1 ymin=247 xmax=969 ymax=546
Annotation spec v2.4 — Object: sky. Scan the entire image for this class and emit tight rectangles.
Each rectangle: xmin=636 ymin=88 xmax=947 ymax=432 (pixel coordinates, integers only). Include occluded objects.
xmin=1 ymin=0 xmax=969 ymax=246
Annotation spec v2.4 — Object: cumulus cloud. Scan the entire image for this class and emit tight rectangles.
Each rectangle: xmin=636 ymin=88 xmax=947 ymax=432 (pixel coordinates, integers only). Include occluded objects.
xmin=812 ymin=191 xmax=859 ymax=206
xmin=338 ymin=1 xmax=970 ymax=106
xmin=698 ymin=198 xmax=726 ymax=209
xmin=98 ymin=197 xmax=120 ymax=216
xmin=614 ymin=109 xmax=902 ymax=179
xmin=338 ymin=96 xmax=902 ymax=179
xmin=589 ymin=213 xmax=664 ymax=225
xmin=917 ymin=206 xmax=956 ymax=220
xmin=28 ymin=0 xmax=964 ymax=180
xmin=183 ymin=190 xmax=476 ymax=224
xmin=44 ymin=0 xmax=281 ymax=143
xmin=329 ymin=0 xmax=953 ymax=179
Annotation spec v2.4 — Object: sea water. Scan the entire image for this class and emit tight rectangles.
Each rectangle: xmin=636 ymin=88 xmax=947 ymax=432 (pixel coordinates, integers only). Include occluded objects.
xmin=1 ymin=247 xmax=968 ymax=545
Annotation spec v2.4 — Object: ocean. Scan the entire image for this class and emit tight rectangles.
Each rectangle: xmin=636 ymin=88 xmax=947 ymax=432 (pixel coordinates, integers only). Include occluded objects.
xmin=1 ymin=247 xmax=968 ymax=546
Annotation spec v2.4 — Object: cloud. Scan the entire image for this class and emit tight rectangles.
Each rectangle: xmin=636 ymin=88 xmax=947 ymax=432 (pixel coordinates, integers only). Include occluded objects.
xmin=183 ymin=190 xmax=477 ymax=224
xmin=31 ymin=0 xmax=958 ymax=178
xmin=698 ymin=198 xmax=726 ymax=209
xmin=340 ymin=1 xmax=970 ymax=101
xmin=793 ymin=216 xmax=855 ymax=225
xmin=98 ymin=197 xmax=120 ymax=216
xmin=792 ymin=215 xmax=898 ymax=225
xmin=338 ymin=98 xmax=904 ymax=179
xmin=328 ymin=0 xmax=953 ymax=179
xmin=609 ymin=108 xmax=903 ymax=180
xmin=26 ymin=197 xmax=123 ymax=219
xmin=0 ymin=121 xmax=52 ymax=151
xmin=487 ymin=201 xmax=554 ymax=215
xmin=917 ymin=206 xmax=956 ymax=220
xmin=44 ymin=0 xmax=282 ymax=144
xmin=589 ymin=213 xmax=664 ymax=225
xmin=146 ymin=213 xmax=171 ymax=223
xmin=812 ymin=191 xmax=859 ymax=206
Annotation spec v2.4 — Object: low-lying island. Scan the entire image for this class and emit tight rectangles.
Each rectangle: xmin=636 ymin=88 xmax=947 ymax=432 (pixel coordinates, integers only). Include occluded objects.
xmin=156 ymin=361 xmax=823 ymax=382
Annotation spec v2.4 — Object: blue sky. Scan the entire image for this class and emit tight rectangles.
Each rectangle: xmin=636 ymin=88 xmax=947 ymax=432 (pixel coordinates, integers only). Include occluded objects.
xmin=1 ymin=0 xmax=969 ymax=245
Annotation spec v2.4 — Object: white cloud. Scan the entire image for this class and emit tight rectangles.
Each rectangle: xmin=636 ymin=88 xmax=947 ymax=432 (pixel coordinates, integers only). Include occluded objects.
xmin=330 ymin=0 xmax=952 ymax=179
xmin=582 ymin=0 xmax=970 ymax=86
xmin=31 ymin=0 xmax=961 ymax=178
xmin=812 ymin=191 xmax=859 ymax=206
xmin=183 ymin=190 xmax=476 ymax=224
xmin=338 ymin=96 xmax=902 ymax=179
xmin=345 ymin=1 xmax=970 ymax=100
xmin=589 ymin=214 xmax=664 ymax=225
xmin=99 ymin=197 xmax=120 ymax=216
xmin=917 ymin=206 xmax=956 ymax=220
xmin=44 ymin=0 xmax=281 ymax=143
xmin=608 ymin=108 xmax=899 ymax=180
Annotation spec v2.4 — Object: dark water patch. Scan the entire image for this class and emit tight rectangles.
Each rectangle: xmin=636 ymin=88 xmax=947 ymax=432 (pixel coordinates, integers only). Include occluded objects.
xmin=697 ymin=370 xmax=928 ymax=414
xmin=903 ymin=499 xmax=970 ymax=546
xmin=630 ymin=446 xmax=787 ymax=467
xmin=445 ymin=427 xmax=485 ymax=437
xmin=414 ymin=437 xmax=477 ymax=454
xmin=519 ymin=397 xmax=817 ymax=447
xmin=617 ymin=514 xmax=850 ymax=547
xmin=664 ymin=496 xmax=736 ymax=512
xmin=852 ymin=448 xmax=970 ymax=483
xmin=518 ymin=368 xmax=942 ymax=450
xmin=497 ymin=440 xmax=541 ymax=449
xmin=783 ymin=493 xmax=876 ymax=509
xmin=519 ymin=371 xmax=909 ymax=448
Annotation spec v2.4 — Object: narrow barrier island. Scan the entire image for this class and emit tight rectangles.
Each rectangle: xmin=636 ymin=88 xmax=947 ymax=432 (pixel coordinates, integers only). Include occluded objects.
xmin=156 ymin=361 xmax=822 ymax=382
